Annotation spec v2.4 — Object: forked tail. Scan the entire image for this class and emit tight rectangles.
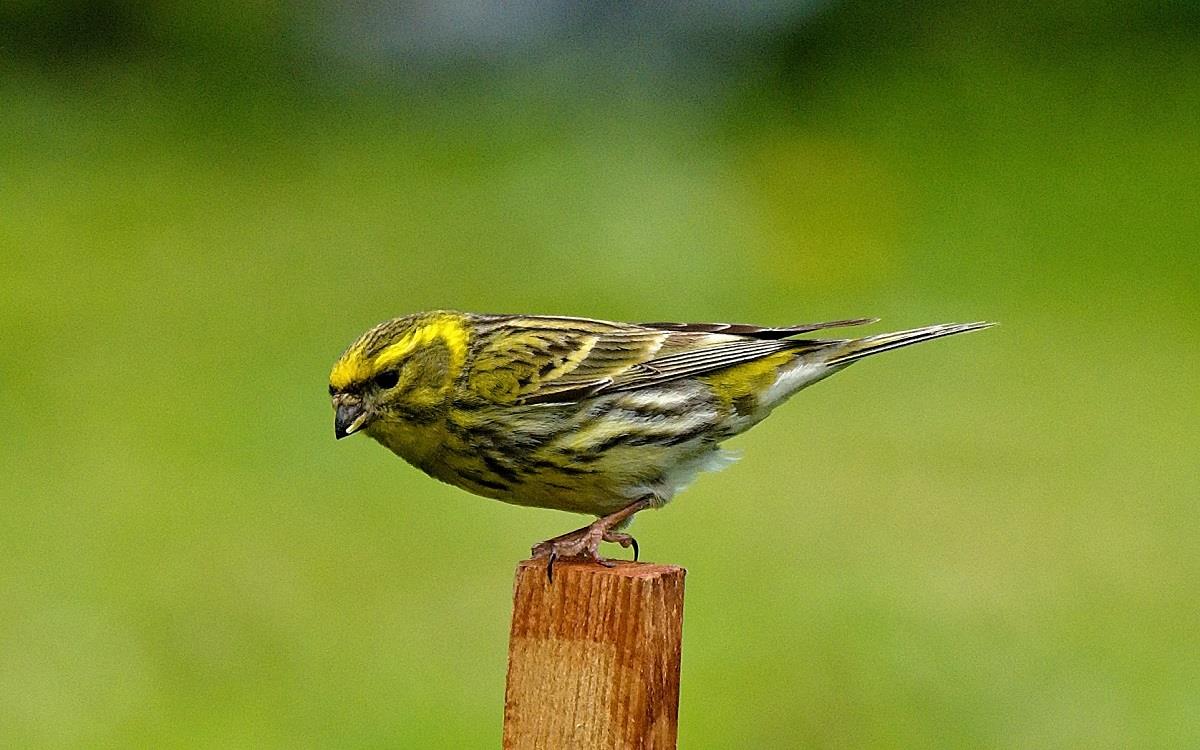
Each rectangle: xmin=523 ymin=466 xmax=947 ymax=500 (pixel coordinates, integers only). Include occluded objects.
xmin=820 ymin=322 xmax=994 ymax=366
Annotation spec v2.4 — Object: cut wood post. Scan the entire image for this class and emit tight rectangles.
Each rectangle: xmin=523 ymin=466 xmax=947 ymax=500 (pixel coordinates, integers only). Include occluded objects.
xmin=503 ymin=559 xmax=686 ymax=750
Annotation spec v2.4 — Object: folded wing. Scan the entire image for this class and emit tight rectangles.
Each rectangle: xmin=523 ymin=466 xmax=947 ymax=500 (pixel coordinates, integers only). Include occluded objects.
xmin=465 ymin=315 xmax=873 ymax=405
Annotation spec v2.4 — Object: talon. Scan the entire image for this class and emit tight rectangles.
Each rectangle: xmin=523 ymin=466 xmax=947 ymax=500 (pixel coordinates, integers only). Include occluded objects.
xmin=601 ymin=531 xmax=640 ymax=563
xmin=530 ymin=496 xmax=654 ymax=582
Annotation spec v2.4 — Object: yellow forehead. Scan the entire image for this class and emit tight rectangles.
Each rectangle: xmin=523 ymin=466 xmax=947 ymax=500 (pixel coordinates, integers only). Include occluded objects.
xmin=329 ymin=315 xmax=469 ymax=390
xmin=329 ymin=348 xmax=374 ymax=390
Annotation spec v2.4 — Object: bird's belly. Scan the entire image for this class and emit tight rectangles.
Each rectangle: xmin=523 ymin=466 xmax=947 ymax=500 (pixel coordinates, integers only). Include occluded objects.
xmin=455 ymin=438 xmax=734 ymax=516
xmin=416 ymin=387 xmax=738 ymax=516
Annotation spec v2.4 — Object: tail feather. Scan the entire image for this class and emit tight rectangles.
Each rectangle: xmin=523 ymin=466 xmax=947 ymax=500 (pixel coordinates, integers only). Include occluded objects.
xmin=820 ymin=322 xmax=994 ymax=366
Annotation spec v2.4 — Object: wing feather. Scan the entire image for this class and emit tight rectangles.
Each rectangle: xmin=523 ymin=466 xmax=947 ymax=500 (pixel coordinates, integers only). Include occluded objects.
xmin=464 ymin=314 xmax=866 ymax=405
xmin=638 ymin=317 xmax=877 ymax=339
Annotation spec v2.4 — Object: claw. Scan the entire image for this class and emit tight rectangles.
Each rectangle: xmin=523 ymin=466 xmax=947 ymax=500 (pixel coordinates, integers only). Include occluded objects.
xmin=600 ymin=531 xmax=639 ymax=562
xmin=530 ymin=496 xmax=654 ymax=584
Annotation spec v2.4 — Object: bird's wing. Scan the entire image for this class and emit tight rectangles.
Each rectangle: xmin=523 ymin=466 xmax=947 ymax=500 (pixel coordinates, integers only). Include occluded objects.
xmin=464 ymin=315 xmax=869 ymax=405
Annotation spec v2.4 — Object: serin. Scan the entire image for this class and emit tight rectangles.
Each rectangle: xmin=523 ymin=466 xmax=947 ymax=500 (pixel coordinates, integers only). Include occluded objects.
xmin=329 ymin=310 xmax=991 ymax=578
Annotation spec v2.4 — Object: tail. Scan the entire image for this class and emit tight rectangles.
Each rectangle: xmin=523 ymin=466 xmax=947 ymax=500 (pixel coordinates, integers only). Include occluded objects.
xmin=819 ymin=321 xmax=994 ymax=366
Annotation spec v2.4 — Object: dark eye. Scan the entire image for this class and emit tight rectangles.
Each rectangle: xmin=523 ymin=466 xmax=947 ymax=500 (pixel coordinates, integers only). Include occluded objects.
xmin=373 ymin=369 xmax=399 ymax=389
xmin=328 ymin=384 xmax=337 ymax=396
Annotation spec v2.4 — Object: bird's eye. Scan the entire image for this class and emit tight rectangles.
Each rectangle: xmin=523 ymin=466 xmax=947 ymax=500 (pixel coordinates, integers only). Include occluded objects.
xmin=373 ymin=369 xmax=400 ymax=389
xmin=328 ymin=384 xmax=337 ymax=396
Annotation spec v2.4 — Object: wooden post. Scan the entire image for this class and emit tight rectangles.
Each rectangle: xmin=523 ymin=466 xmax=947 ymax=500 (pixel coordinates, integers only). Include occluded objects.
xmin=502 ymin=559 xmax=686 ymax=750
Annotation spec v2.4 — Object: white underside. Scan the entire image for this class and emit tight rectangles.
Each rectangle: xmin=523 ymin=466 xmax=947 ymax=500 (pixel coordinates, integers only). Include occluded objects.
xmin=622 ymin=446 xmax=742 ymax=506
xmin=621 ymin=359 xmax=838 ymax=509
xmin=760 ymin=360 xmax=833 ymax=411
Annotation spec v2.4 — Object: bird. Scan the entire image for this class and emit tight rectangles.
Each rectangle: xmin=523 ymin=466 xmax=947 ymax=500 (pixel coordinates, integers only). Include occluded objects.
xmin=329 ymin=310 xmax=991 ymax=579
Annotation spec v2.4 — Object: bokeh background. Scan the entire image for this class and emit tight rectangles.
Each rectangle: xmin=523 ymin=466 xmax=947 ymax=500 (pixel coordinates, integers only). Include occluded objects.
xmin=3 ymin=1 xmax=1198 ymax=747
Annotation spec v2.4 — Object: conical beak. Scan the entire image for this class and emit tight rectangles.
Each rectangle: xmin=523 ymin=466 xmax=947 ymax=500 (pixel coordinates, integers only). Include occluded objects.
xmin=334 ymin=402 xmax=369 ymax=439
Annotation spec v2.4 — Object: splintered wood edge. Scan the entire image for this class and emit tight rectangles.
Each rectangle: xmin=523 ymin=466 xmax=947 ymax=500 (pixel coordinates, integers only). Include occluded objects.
xmin=514 ymin=559 xmax=686 ymax=580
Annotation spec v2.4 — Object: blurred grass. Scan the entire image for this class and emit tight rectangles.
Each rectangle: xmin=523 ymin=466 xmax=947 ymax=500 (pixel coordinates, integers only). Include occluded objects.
xmin=2 ymin=2 xmax=1199 ymax=747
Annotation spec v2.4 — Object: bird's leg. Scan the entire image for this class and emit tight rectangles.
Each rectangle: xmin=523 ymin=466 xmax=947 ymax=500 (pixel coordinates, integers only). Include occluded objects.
xmin=530 ymin=497 xmax=652 ymax=582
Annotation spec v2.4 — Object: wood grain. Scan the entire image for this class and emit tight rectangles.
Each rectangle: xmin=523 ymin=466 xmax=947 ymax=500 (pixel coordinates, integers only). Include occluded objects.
xmin=503 ymin=559 xmax=686 ymax=750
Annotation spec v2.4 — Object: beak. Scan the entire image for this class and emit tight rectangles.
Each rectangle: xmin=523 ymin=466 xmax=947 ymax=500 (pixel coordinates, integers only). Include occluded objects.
xmin=334 ymin=401 xmax=370 ymax=440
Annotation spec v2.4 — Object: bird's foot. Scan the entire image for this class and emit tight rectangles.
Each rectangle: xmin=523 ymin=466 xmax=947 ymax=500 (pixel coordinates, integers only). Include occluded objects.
xmin=530 ymin=523 xmax=605 ymax=563
xmin=530 ymin=498 xmax=650 ymax=582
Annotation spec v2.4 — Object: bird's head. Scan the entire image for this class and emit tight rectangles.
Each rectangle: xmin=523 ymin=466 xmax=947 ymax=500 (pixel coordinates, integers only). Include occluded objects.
xmin=328 ymin=312 xmax=470 ymax=439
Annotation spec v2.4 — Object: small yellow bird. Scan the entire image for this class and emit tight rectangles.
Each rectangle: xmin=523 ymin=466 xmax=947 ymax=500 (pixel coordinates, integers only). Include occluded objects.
xmin=329 ymin=310 xmax=990 ymax=578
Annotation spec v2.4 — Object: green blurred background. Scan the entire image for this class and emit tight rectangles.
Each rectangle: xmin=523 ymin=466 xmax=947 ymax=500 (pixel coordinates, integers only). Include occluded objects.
xmin=2 ymin=1 xmax=1198 ymax=747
